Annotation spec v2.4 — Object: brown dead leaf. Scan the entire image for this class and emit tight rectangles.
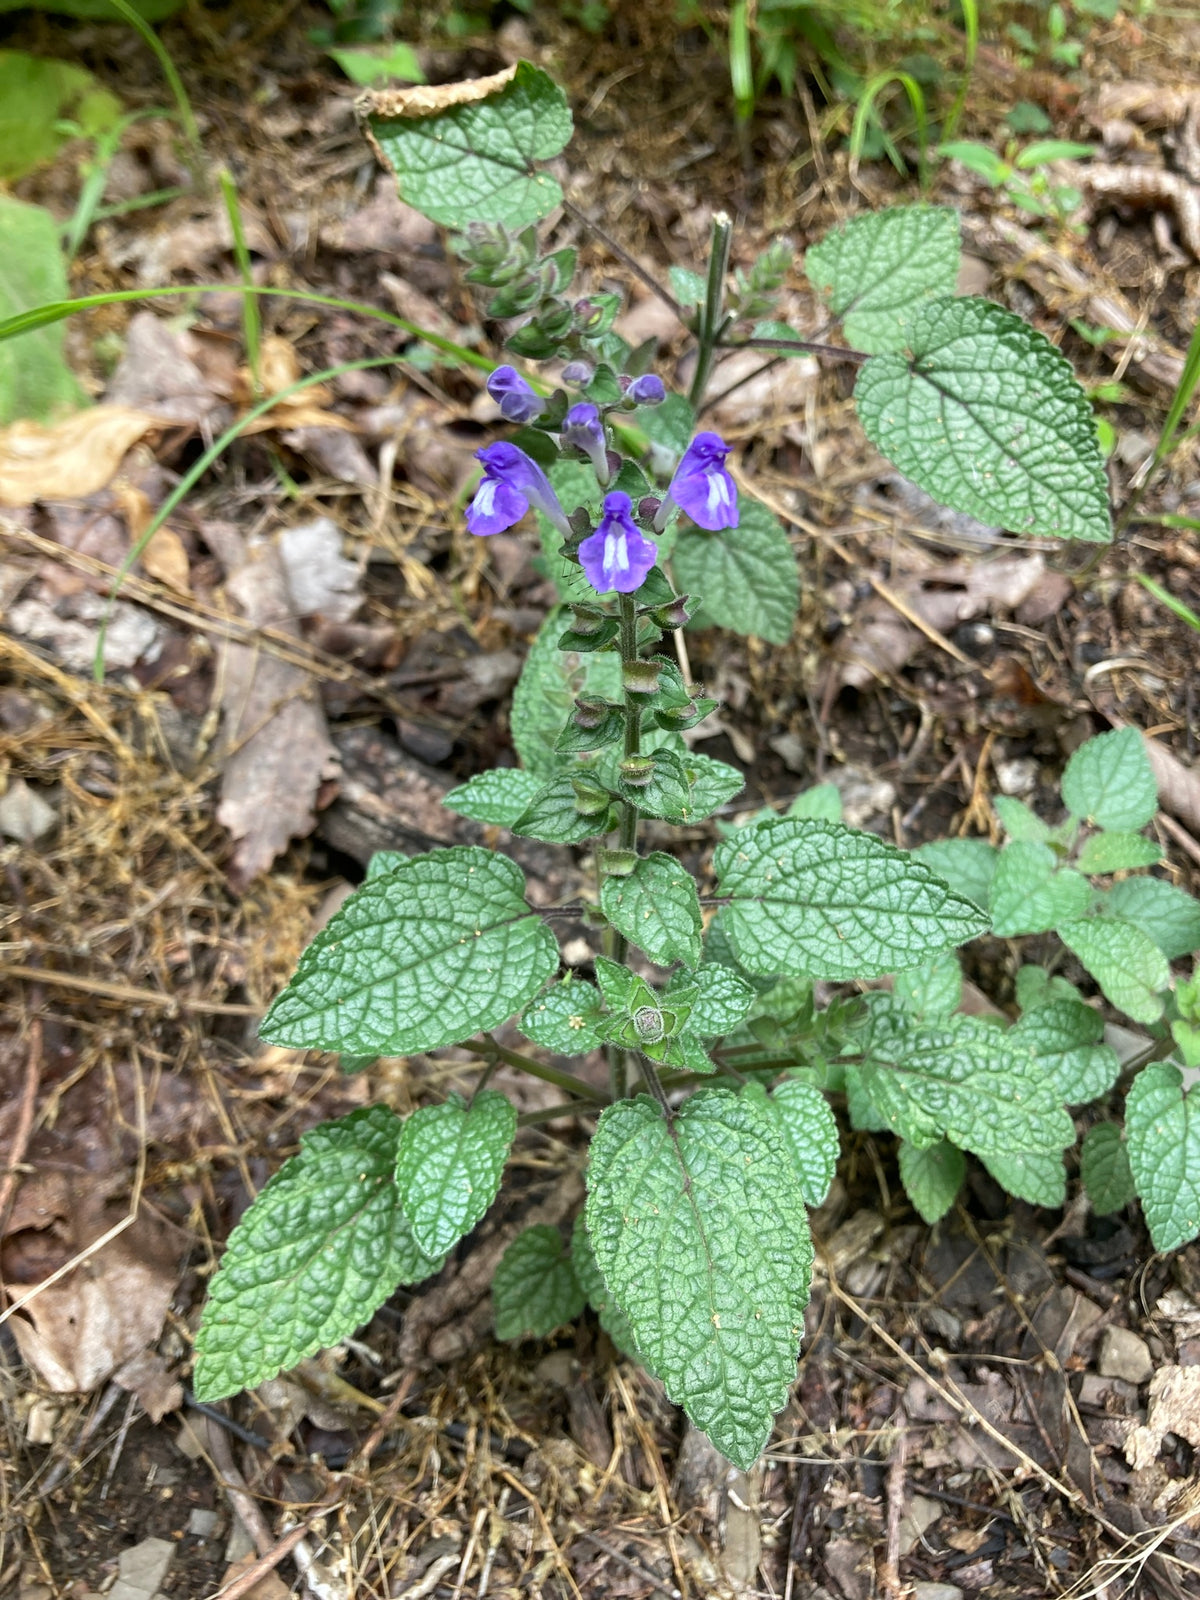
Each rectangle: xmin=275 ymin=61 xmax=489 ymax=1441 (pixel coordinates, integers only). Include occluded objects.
xmin=0 ymin=408 xmax=160 ymax=507
xmin=1144 ymin=737 xmax=1200 ymax=835
xmin=139 ymin=526 xmax=191 ymax=592
xmin=217 ymin=541 xmax=341 ymax=888
xmin=5 ymin=1183 xmax=183 ymax=1393
xmin=113 ymin=1347 xmax=183 ymax=1422
xmin=106 ymin=311 xmax=225 ymax=427
xmin=1125 ymin=1364 xmax=1200 ymax=1470
xmin=220 ymin=1554 xmax=291 ymax=1600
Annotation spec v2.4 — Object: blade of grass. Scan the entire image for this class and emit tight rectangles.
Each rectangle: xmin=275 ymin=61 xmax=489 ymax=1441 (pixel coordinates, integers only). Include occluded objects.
xmin=1137 ymin=573 xmax=1200 ymax=633
xmin=1116 ymin=318 xmax=1200 ymax=534
xmin=217 ymin=167 xmax=261 ymax=396
xmin=92 ymin=354 xmax=400 ymax=680
xmin=850 ymin=71 xmax=929 ymax=191
xmin=98 ymin=0 xmax=204 ymax=184
xmin=0 ymin=284 xmax=491 ymax=371
xmin=941 ymin=0 xmax=979 ymax=142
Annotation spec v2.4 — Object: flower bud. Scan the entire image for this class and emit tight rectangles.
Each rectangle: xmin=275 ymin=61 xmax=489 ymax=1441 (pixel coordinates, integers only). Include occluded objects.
xmin=561 ymin=360 xmax=593 ymax=385
xmin=619 ymin=756 xmax=655 ymax=788
xmin=634 ymin=1005 xmax=666 ymax=1044
xmin=622 ymin=659 xmax=662 ymax=696
xmin=626 ymin=374 xmax=666 ymax=406
xmin=649 ymin=595 xmax=694 ymax=629
xmin=597 ymin=847 xmax=638 ymax=876
xmin=572 ymin=695 xmax=611 ymax=728
xmin=570 ymin=604 xmax=607 ymax=636
xmin=572 ymin=777 xmax=612 ymax=817
xmin=637 ymin=495 xmax=663 ymax=525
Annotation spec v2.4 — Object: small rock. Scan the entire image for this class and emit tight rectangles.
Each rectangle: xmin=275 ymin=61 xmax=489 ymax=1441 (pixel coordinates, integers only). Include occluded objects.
xmin=108 ymin=1537 xmax=174 ymax=1600
xmin=995 ymin=757 xmax=1038 ymax=796
xmin=912 ymin=1584 xmax=965 ymax=1600
xmin=829 ymin=765 xmax=896 ymax=827
xmin=186 ymin=1508 xmax=218 ymax=1538
xmin=279 ymin=518 xmax=361 ymax=622
xmin=1078 ymin=1371 xmax=1139 ymax=1409
xmin=0 ymin=779 xmax=56 ymax=843
xmin=897 ymin=1493 xmax=942 ymax=1557
xmin=1098 ymin=1325 xmax=1154 ymax=1385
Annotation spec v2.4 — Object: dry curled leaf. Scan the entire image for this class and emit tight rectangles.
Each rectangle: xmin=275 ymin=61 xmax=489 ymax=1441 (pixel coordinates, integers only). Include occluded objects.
xmin=216 ymin=541 xmax=341 ymax=888
xmin=0 ymin=407 xmax=160 ymax=507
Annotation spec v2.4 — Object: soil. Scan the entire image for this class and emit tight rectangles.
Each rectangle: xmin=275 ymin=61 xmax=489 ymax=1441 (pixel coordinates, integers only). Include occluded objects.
xmin=3 ymin=2 xmax=1200 ymax=1597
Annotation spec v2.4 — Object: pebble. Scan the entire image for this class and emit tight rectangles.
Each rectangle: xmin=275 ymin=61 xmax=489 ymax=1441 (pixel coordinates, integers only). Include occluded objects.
xmin=912 ymin=1585 xmax=965 ymax=1600
xmin=1098 ymin=1326 xmax=1154 ymax=1386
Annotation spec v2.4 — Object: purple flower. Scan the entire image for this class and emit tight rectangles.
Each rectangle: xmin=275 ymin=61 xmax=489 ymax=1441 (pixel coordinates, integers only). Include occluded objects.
xmin=561 ymin=401 xmax=610 ymax=485
xmin=467 ymin=442 xmax=569 ymax=537
xmin=655 ymin=431 xmax=738 ymax=532
xmin=626 ymin=374 xmax=666 ymax=406
xmin=561 ymin=360 xmax=593 ymax=386
xmin=486 ymin=364 xmax=544 ymax=424
xmin=578 ymin=491 xmax=658 ymax=594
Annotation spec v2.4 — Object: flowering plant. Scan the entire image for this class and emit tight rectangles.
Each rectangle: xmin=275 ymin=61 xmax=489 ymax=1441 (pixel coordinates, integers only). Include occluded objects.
xmin=193 ymin=63 xmax=1200 ymax=1471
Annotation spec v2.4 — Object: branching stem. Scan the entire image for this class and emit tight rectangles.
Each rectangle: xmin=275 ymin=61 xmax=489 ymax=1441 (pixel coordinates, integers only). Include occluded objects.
xmin=463 ymin=1037 xmax=608 ymax=1104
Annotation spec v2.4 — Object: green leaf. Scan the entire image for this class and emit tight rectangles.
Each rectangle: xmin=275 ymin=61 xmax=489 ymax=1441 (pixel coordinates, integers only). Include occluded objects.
xmin=680 ymin=751 xmax=745 ymax=820
xmin=328 ymin=42 xmax=426 ymax=86
xmin=993 ymin=795 xmax=1050 ymax=843
xmin=1015 ymin=964 xmax=1083 ymax=1011
xmin=601 ymin=851 xmax=703 ymax=968
xmin=898 ymin=1138 xmax=965 ymax=1224
xmin=0 ymin=50 xmax=120 ymax=182
xmin=593 ymin=954 xmax=639 ymax=1013
xmin=1077 ymin=831 xmax=1162 ymax=874
xmin=855 ymin=296 xmax=1111 ymax=542
xmin=989 ymin=842 xmax=1091 ymax=936
xmin=570 ymin=1213 xmax=638 ymax=1358
xmin=1102 ymin=877 xmax=1200 ymax=962
xmin=362 ymin=61 xmax=573 ymax=229
xmin=511 ymin=775 xmax=618 ymax=843
xmin=981 ymin=1149 xmax=1066 ymax=1208
xmin=260 ymin=848 xmax=558 ymax=1055
xmin=894 ymin=951 xmax=962 ymax=1022
xmin=493 ymin=1223 xmax=584 ymax=1340
xmin=749 ymin=1077 xmax=840 ymax=1206
xmin=913 ymin=838 xmax=997 ymax=911
xmin=586 ymin=1089 xmax=813 ymax=1470
xmin=859 ymin=999 xmax=1075 ymax=1156
xmin=1061 ymin=728 xmax=1158 ymax=830
xmin=194 ymin=1107 xmax=442 ymax=1400
xmin=443 ymin=769 xmax=544 ymax=826
xmin=637 ymin=392 xmax=697 ymax=469
xmin=672 ymin=499 xmax=798 ymax=645
xmin=1009 ymin=999 xmax=1120 ymax=1104
xmin=521 ymin=975 xmax=604 ymax=1053
xmin=787 ymin=783 xmax=842 ymax=822
xmin=1125 ymin=1062 xmax=1200 ymax=1252
xmin=668 ymin=963 xmax=756 ymax=1037
xmin=510 ymin=608 xmax=622 ymax=778
xmin=1080 ymin=1122 xmax=1135 ymax=1215
xmin=619 ymin=747 xmax=693 ymax=822
xmin=714 ymin=819 xmax=989 ymax=980
xmin=804 ymin=204 xmax=961 ymax=354
xmin=669 ymin=266 xmax=707 ymax=307
xmin=534 ymin=458 xmax=599 ymax=602
xmin=1058 ymin=916 xmax=1170 ymax=1024
xmin=365 ymin=851 xmax=409 ymax=881
xmin=0 ymin=197 xmax=86 ymax=423
xmin=394 ymin=1090 xmax=515 ymax=1258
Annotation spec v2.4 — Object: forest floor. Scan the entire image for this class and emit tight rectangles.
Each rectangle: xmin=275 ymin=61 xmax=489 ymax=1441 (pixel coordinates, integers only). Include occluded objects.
xmin=3 ymin=2 xmax=1200 ymax=1597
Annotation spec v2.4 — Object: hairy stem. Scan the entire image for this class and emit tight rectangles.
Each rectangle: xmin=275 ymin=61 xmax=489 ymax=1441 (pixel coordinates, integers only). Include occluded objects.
xmin=689 ymin=211 xmax=734 ymax=409
xmin=462 ymin=1038 xmax=608 ymax=1104
xmin=601 ymin=591 xmax=646 ymax=1102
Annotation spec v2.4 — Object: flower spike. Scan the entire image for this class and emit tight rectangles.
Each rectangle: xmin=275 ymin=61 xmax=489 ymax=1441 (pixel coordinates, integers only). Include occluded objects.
xmin=578 ymin=491 xmax=657 ymax=594
xmin=485 ymin=365 xmax=544 ymax=424
xmin=466 ymin=442 xmax=570 ymax=538
xmin=655 ymin=431 xmax=738 ymax=532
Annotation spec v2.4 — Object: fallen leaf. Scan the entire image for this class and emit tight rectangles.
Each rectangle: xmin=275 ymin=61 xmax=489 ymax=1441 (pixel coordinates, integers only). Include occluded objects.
xmin=1144 ymin=737 xmax=1200 ymax=835
xmin=278 ymin=517 xmax=361 ymax=622
xmin=0 ymin=407 xmax=160 ymax=506
xmin=106 ymin=311 xmax=225 ymax=428
xmin=113 ymin=1347 xmax=183 ymax=1423
xmin=140 ymin=526 xmax=191 ymax=592
xmin=217 ymin=541 xmax=341 ymax=887
xmin=1125 ymin=1364 xmax=1200 ymax=1470
xmin=6 ymin=1183 xmax=183 ymax=1393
